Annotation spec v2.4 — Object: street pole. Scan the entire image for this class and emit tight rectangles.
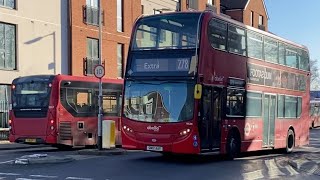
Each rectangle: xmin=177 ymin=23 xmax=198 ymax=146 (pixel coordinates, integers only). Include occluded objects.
xmin=98 ymin=0 xmax=103 ymax=150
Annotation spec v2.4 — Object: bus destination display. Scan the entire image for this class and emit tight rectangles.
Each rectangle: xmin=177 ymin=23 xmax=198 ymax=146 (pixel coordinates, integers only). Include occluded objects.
xmin=135 ymin=58 xmax=190 ymax=72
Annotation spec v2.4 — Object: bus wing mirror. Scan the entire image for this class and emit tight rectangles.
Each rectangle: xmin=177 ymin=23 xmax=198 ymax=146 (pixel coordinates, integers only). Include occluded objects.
xmin=194 ymin=84 xmax=202 ymax=100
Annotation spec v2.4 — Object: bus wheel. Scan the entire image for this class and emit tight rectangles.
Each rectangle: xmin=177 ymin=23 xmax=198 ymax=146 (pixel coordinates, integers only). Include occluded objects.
xmin=226 ymin=130 xmax=240 ymax=160
xmin=285 ymin=129 xmax=295 ymax=153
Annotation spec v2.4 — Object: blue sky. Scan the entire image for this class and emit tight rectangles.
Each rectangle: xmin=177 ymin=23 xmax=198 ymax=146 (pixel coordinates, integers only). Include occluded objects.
xmin=264 ymin=0 xmax=320 ymax=61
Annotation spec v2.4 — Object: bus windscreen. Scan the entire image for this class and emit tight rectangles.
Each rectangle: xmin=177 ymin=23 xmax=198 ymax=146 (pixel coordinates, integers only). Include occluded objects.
xmin=132 ymin=13 xmax=201 ymax=50
xmin=123 ymin=80 xmax=194 ymax=123
xmin=12 ymin=81 xmax=51 ymax=109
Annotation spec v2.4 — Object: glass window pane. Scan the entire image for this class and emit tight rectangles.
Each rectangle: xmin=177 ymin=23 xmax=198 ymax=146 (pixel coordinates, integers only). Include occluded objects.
xmin=86 ymin=38 xmax=92 ymax=57
xmin=297 ymin=97 xmax=302 ymax=117
xmin=117 ymin=44 xmax=123 ymax=78
xmin=0 ymin=0 xmax=4 ymax=6
xmin=246 ymin=92 xmax=262 ymax=117
xmin=228 ymin=25 xmax=246 ymax=56
xmin=226 ymin=88 xmax=245 ymax=116
xmin=264 ymin=37 xmax=278 ymax=63
xmin=4 ymin=24 xmax=15 ymax=70
xmin=285 ymin=96 xmax=297 ymax=118
xmin=6 ymin=0 xmax=15 ymax=8
xmin=279 ymin=43 xmax=285 ymax=65
xmin=0 ymin=24 xmax=4 ymax=50
xmin=286 ymin=46 xmax=298 ymax=68
xmin=208 ymin=19 xmax=227 ymax=50
xmin=117 ymin=0 xmax=123 ymax=32
xmin=247 ymin=31 xmax=263 ymax=59
xmin=299 ymin=50 xmax=309 ymax=71
xmin=278 ymin=95 xmax=284 ymax=118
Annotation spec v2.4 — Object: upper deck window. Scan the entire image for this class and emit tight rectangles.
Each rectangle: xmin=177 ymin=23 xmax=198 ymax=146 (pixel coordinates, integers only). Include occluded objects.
xmin=133 ymin=13 xmax=201 ymax=50
xmin=228 ymin=25 xmax=246 ymax=56
xmin=208 ymin=19 xmax=227 ymax=51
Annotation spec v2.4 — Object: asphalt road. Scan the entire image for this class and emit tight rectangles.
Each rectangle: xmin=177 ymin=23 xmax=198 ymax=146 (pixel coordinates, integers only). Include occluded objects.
xmin=0 ymin=129 xmax=320 ymax=180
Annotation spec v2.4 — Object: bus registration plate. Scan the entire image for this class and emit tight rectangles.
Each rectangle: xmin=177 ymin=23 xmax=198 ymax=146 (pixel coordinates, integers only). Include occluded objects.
xmin=147 ymin=146 xmax=163 ymax=152
xmin=25 ymin=139 xmax=36 ymax=143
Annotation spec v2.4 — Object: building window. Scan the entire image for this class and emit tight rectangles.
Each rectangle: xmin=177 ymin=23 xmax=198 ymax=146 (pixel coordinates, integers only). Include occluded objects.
xmin=250 ymin=11 xmax=254 ymax=26
xmin=187 ymin=0 xmax=198 ymax=10
xmin=85 ymin=0 xmax=99 ymax=25
xmin=141 ymin=5 xmax=144 ymax=14
xmin=117 ymin=0 xmax=123 ymax=32
xmin=154 ymin=9 xmax=161 ymax=14
xmin=207 ymin=0 xmax=213 ymax=5
xmin=0 ymin=23 xmax=16 ymax=70
xmin=86 ymin=38 xmax=99 ymax=75
xmin=0 ymin=0 xmax=15 ymax=9
xmin=117 ymin=43 xmax=124 ymax=78
xmin=0 ymin=85 xmax=10 ymax=129
xmin=259 ymin=15 xmax=263 ymax=25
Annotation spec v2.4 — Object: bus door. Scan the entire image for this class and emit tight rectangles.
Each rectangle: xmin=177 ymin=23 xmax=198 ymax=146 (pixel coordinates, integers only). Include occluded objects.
xmin=199 ymin=86 xmax=222 ymax=151
xmin=263 ymin=94 xmax=276 ymax=147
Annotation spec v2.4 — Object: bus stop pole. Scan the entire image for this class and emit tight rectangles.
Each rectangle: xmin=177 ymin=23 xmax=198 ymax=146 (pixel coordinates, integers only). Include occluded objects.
xmin=98 ymin=0 xmax=103 ymax=150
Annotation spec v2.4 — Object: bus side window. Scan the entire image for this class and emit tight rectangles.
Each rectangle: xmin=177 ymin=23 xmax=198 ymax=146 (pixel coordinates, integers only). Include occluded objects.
xmin=226 ymin=88 xmax=245 ymax=117
xmin=208 ymin=19 xmax=227 ymax=51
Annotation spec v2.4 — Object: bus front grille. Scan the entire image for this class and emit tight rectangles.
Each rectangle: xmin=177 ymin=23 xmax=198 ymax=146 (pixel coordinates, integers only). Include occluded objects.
xmin=59 ymin=122 xmax=72 ymax=140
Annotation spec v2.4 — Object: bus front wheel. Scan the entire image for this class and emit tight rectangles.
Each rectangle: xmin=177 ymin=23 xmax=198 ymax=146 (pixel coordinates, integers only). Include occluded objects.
xmin=226 ymin=130 xmax=241 ymax=160
xmin=285 ymin=129 xmax=295 ymax=153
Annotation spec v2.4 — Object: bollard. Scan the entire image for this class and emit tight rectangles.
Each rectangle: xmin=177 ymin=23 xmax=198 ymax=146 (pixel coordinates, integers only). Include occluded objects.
xmin=102 ymin=120 xmax=116 ymax=149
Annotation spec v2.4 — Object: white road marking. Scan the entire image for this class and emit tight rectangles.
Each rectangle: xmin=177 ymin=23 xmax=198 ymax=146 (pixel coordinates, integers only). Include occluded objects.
xmin=0 ymin=172 xmax=20 ymax=176
xmin=30 ymin=174 xmax=58 ymax=178
xmin=66 ymin=177 xmax=93 ymax=180
xmin=306 ymin=165 xmax=319 ymax=175
xmin=285 ymin=165 xmax=299 ymax=176
xmin=265 ymin=159 xmax=285 ymax=178
xmin=242 ymin=170 xmax=264 ymax=180
xmin=0 ymin=160 xmax=14 ymax=164
xmin=16 ymin=178 xmax=39 ymax=180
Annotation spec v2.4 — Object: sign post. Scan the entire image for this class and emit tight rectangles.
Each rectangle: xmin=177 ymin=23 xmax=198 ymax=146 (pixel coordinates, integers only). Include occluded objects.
xmin=97 ymin=0 xmax=103 ymax=151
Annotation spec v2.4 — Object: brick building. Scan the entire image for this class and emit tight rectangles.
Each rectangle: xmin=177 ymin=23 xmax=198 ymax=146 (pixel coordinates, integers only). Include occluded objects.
xmin=69 ymin=0 xmax=141 ymax=78
xmin=220 ymin=0 xmax=269 ymax=31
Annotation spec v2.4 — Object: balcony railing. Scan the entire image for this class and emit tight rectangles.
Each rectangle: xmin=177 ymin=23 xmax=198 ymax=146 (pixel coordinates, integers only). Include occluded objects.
xmin=83 ymin=5 xmax=104 ymax=26
xmin=83 ymin=57 xmax=105 ymax=76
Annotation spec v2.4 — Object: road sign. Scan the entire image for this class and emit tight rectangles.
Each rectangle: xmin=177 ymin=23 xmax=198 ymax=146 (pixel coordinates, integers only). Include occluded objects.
xmin=94 ymin=65 xmax=105 ymax=78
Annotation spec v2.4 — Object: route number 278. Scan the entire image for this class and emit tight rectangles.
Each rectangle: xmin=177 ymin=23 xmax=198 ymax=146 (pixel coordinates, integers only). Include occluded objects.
xmin=177 ymin=59 xmax=189 ymax=70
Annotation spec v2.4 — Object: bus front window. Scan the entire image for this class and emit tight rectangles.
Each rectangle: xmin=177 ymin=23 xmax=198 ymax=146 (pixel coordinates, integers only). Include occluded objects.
xmin=13 ymin=82 xmax=51 ymax=108
xmin=124 ymin=80 xmax=194 ymax=123
xmin=133 ymin=13 xmax=201 ymax=50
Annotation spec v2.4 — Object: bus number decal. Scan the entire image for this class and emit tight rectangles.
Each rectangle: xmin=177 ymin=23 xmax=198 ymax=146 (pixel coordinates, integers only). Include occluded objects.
xmin=177 ymin=59 xmax=189 ymax=71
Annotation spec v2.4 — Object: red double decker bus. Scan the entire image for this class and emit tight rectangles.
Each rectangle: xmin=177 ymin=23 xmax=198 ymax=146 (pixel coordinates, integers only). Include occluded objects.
xmin=121 ymin=11 xmax=310 ymax=158
xmin=9 ymin=75 xmax=123 ymax=148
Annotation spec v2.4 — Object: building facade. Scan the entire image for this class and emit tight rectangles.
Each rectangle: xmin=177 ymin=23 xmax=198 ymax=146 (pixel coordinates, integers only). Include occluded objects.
xmin=0 ymin=0 xmax=69 ymax=134
xmin=69 ymin=0 xmax=141 ymax=78
xmin=221 ymin=0 xmax=268 ymax=31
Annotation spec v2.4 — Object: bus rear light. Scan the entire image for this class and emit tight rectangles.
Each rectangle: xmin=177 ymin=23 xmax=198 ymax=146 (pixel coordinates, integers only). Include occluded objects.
xmin=48 ymin=83 xmax=52 ymax=87
xmin=9 ymin=119 xmax=12 ymax=125
xmin=11 ymin=85 xmax=15 ymax=89
xmin=50 ymin=120 xmax=54 ymax=124
xmin=179 ymin=129 xmax=191 ymax=136
xmin=50 ymin=126 xmax=54 ymax=130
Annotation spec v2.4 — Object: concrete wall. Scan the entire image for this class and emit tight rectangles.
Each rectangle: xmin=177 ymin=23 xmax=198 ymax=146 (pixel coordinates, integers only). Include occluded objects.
xmin=0 ymin=0 xmax=69 ymax=84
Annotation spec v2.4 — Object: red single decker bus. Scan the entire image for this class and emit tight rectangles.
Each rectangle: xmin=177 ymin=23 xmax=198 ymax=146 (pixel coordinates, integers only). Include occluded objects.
xmin=121 ymin=11 xmax=310 ymax=158
xmin=9 ymin=75 xmax=123 ymax=148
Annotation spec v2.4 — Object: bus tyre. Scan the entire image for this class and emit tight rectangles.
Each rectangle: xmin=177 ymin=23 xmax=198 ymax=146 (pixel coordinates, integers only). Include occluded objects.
xmin=286 ymin=129 xmax=295 ymax=153
xmin=226 ymin=130 xmax=240 ymax=160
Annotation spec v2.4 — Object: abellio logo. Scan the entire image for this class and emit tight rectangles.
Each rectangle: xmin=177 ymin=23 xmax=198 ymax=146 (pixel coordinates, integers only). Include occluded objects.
xmin=147 ymin=125 xmax=161 ymax=132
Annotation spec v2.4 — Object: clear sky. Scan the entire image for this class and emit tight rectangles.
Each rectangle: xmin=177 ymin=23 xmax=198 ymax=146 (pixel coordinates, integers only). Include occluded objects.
xmin=264 ymin=0 xmax=320 ymax=61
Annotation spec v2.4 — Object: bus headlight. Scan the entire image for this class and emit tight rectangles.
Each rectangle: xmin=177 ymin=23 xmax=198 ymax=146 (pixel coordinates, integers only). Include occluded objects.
xmin=179 ymin=129 xmax=191 ymax=136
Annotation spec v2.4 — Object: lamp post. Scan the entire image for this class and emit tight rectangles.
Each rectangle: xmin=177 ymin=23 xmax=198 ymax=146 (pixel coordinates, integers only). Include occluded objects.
xmin=97 ymin=0 xmax=103 ymax=150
